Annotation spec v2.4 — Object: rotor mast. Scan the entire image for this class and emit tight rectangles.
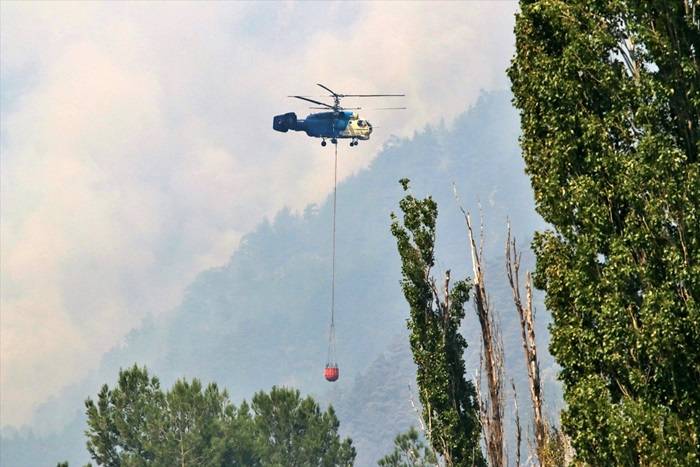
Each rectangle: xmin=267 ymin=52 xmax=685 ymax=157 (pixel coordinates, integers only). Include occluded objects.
xmin=316 ymin=83 xmax=342 ymax=112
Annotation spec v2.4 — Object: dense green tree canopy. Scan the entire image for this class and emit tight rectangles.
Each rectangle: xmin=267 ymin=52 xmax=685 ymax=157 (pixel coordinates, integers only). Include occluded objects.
xmin=509 ymin=0 xmax=699 ymax=464
xmin=248 ymin=387 xmax=355 ymax=466
xmin=82 ymin=366 xmax=354 ymax=466
xmin=390 ymin=181 xmax=484 ymax=467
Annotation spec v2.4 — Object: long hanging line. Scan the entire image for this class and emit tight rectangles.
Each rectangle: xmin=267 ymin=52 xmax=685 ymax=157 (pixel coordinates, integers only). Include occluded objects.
xmin=327 ymin=142 xmax=338 ymax=366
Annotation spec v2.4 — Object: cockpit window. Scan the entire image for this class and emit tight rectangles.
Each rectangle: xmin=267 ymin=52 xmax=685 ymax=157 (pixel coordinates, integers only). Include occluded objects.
xmin=358 ymin=120 xmax=366 ymax=127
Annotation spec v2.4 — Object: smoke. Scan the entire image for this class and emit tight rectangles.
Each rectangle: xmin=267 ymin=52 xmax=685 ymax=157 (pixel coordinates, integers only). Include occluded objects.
xmin=0 ymin=1 xmax=516 ymax=427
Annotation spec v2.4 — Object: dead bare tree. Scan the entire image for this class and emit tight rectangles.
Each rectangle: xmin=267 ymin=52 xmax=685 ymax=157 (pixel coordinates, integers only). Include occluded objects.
xmin=505 ymin=224 xmax=547 ymax=465
xmin=451 ymin=187 xmax=571 ymax=466
xmin=460 ymin=206 xmax=506 ymax=467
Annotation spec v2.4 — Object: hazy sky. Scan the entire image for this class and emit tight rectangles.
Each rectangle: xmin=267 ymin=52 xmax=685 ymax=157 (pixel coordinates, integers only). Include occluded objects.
xmin=1 ymin=1 xmax=517 ymax=427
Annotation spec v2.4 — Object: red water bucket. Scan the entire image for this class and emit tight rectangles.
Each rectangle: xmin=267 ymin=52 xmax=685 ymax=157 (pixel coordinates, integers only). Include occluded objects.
xmin=324 ymin=365 xmax=339 ymax=382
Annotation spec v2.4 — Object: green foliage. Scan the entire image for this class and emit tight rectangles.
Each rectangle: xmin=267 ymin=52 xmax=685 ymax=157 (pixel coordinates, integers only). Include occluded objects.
xmin=377 ymin=427 xmax=438 ymax=467
xmin=390 ymin=181 xmax=484 ymax=467
xmin=83 ymin=365 xmax=354 ymax=466
xmin=509 ymin=0 xmax=700 ymax=464
xmin=540 ymin=425 xmax=570 ymax=467
xmin=248 ymin=387 xmax=355 ymax=466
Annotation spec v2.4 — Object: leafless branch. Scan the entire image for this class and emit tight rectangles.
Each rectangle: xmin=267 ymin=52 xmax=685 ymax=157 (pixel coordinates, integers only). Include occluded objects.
xmin=512 ymin=380 xmax=522 ymax=467
xmin=408 ymin=384 xmax=427 ymax=434
xmin=506 ymin=224 xmax=547 ymax=464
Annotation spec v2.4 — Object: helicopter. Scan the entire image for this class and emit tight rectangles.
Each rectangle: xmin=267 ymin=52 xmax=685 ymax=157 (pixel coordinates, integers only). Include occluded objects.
xmin=273 ymin=83 xmax=405 ymax=147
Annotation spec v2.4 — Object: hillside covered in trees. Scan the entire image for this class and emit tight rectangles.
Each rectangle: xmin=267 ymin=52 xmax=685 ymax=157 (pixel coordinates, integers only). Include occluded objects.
xmin=2 ymin=91 xmax=559 ymax=466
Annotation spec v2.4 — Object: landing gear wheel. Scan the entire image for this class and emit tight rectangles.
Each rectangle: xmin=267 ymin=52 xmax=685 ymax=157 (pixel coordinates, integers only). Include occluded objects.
xmin=331 ymin=138 xmax=337 ymax=145
xmin=321 ymin=140 xmax=327 ymax=147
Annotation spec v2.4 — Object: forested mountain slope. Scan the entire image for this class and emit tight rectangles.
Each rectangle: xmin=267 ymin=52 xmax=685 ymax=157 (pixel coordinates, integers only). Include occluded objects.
xmin=2 ymin=91 xmax=560 ymax=466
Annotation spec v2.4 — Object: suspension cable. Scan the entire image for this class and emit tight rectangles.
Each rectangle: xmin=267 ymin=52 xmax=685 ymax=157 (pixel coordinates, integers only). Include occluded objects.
xmin=327 ymin=142 xmax=338 ymax=365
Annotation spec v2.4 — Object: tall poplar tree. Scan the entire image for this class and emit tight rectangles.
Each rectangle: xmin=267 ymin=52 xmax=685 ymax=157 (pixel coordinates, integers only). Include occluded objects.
xmin=509 ymin=1 xmax=699 ymax=464
xmin=391 ymin=180 xmax=484 ymax=467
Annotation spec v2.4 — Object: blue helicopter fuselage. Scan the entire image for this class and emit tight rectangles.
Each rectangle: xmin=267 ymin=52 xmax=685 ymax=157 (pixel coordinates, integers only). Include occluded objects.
xmin=273 ymin=110 xmax=372 ymax=141
xmin=302 ymin=111 xmax=352 ymax=138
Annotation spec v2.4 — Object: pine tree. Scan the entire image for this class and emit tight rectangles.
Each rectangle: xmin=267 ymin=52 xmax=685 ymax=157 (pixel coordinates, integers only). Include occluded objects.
xmin=509 ymin=1 xmax=699 ymax=464
xmin=248 ymin=386 xmax=355 ymax=466
xmin=83 ymin=366 xmax=354 ymax=466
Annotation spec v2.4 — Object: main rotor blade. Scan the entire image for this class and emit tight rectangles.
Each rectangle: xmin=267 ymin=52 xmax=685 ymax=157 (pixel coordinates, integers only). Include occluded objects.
xmin=308 ymin=106 xmax=361 ymax=111
xmin=290 ymin=95 xmax=334 ymax=109
xmin=342 ymin=94 xmax=405 ymax=97
xmin=316 ymin=83 xmax=339 ymax=97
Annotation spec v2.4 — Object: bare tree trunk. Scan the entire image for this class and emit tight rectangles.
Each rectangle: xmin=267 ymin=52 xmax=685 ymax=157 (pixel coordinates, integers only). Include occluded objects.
xmin=512 ymin=380 xmax=522 ymax=467
xmin=505 ymin=225 xmax=547 ymax=465
xmin=462 ymin=209 xmax=505 ymax=467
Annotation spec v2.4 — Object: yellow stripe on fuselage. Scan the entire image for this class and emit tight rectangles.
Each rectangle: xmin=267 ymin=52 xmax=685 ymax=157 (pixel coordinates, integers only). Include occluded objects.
xmin=340 ymin=113 xmax=371 ymax=140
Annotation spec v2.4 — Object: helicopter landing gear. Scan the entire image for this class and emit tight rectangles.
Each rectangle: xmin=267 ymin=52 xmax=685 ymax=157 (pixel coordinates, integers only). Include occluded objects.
xmin=321 ymin=139 xmax=327 ymax=147
xmin=350 ymin=139 xmax=358 ymax=147
xmin=331 ymin=138 xmax=337 ymax=145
